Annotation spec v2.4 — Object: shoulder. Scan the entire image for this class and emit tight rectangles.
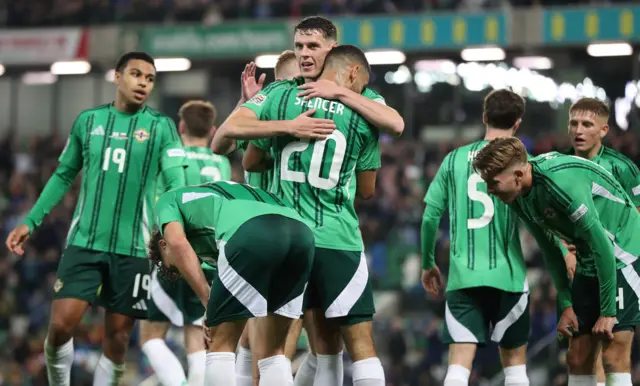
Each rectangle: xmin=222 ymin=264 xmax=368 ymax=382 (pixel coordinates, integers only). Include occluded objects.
xmin=261 ymin=78 xmax=300 ymax=94
xmin=361 ymin=87 xmax=385 ymax=104
xmin=75 ymin=103 xmax=111 ymax=121
xmin=602 ymin=146 xmax=639 ymax=172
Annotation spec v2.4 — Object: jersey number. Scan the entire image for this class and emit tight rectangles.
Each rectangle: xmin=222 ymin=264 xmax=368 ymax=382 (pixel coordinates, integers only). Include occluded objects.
xmin=103 ymin=147 xmax=126 ymax=173
xmin=280 ymin=131 xmax=346 ymax=190
xmin=200 ymin=166 xmax=222 ymax=182
xmin=132 ymin=273 xmax=151 ymax=300
xmin=467 ymin=173 xmax=495 ymax=229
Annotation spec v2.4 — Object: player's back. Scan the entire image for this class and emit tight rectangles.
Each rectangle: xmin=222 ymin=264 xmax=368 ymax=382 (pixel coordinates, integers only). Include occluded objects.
xmin=237 ymin=140 xmax=273 ymax=190
xmin=66 ymin=103 xmax=183 ymax=258
xmin=257 ymin=85 xmax=380 ymax=252
xmin=429 ymin=140 xmax=527 ymax=292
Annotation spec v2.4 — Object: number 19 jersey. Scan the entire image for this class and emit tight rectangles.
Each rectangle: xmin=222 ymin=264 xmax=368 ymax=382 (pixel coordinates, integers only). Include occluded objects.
xmin=425 ymin=140 xmax=527 ymax=293
xmin=244 ymin=79 xmax=381 ymax=251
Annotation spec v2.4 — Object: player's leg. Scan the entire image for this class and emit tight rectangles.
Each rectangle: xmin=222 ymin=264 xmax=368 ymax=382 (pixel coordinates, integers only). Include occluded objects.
xmin=598 ymin=263 xmax=640 ymax=386
xmin=316 ymin=248 xmax=384 ymax=386
xmin=141 ymin=267 xmax=189 ymax=386
xmin=493 ymin=289 xmax=531 ymax=386
xmin=236 ymin=320 xmax=255 ymax=386
xmin=45 ymin=246 xmax=102 ymax=386
xmin=441 ymin=288 xmax=488 ymax=386
xmin=294 ymin=310 xmax=319 ymax=386
xmin=285 ymin=318 xmax=304 ymax=360
xmin=595 ymin=353 xmax=605 ymax=386
xmin=566 ymin=273 xmax=605 ymax=386
xmin=95 ymin=255 xmax=152 ymax=386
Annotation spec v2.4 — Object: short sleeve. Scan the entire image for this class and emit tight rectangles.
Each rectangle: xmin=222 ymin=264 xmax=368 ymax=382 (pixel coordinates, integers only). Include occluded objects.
xmin=616 ymin=161 xmax=640 ymax=207
xmin=159 ymin=117 xmax=187 ymax=171
xmin=546 ymin=175 xmax=598 ymax=235
xmin=59 ymin=114 xmax=84 ymax=170
xmin=362 ymin=88 xmax=386 ymax=105
xmin=424 ymin=154 xmax=450 ymax=213
xmin=356 ymin=125 xmax=381 ymax=171
xmin=156 ymin=192 xmax=184 ymax=235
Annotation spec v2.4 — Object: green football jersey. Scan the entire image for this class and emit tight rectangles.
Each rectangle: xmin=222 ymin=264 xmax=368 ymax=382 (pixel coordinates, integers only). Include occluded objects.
xmin=425 ymin=140 xmax=527 ymax=293
xmin=157 ymin=145 xmax=232 ymax=196
xmin=155 ymin=181 xmax=303 ymax=267
xmin=237 ymin=140 xmax=273 ymax=190
xmin=512 ymin=152 xmax=640 ymax=315
xmin=244 ymin=79 xmax=381 ymax=251
xmin=566 ymin=145 xmax=640 ymax=207
xmin=59 ymin=103 xmax=186 ymax=258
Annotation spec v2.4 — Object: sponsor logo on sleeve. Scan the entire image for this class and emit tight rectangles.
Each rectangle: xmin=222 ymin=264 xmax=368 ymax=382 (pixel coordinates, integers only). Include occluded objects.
xmin=569 ymin=204 xmax=588 ymax=222
xmin=248 ymin=94 xmax=266 ymax=106
xmin=167 ymin=148 xmax=186 ymax=157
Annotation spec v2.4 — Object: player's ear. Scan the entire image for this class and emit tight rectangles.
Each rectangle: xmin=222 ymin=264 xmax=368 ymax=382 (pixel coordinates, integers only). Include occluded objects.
xmin=159 ymin=239 xmax=167 ymax=250
xmin=330 ymin=40 xmax=338 ymax=49
xmin=600 ymin=123 xmax=609 ymax=139
xmin=114 ymin=71 xmax=121 ymax=86
xmin=178 ymin=121 xmax=186 ymax=135
xmin=482 ymin=112 xmax=488 ymax=125
xmin=512 ymin=118 xmax=522 ymax=133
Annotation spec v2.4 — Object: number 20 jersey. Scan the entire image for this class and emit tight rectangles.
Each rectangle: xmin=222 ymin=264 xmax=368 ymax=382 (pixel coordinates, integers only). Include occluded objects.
xmin=244 ymin=79 xmax=382 ymax=252
xmin=425 ymin=140 xmax=527 ymax=292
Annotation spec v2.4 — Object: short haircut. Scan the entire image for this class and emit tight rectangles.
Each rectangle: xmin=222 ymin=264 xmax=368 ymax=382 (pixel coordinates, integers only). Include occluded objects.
xmin=116 ymin=51 xmax=155 ymax=73
xmin=178 ymin=100 xmax=217 ymax=138
xmin=570 ymin=98 xmax=610 ymax=119
xmin=148 ymin=227 xmax=181 ymax=281
xmin=294 ymin=16 xmax=338 ymax=41
xmin=324 ymin=44 xmax=371 ymax=77
xmin=472 ymin=137 xmax=528 ymax=180
xmin=274 ymin=50 xmax=297 ymax=80
xmin=483 ymin=89 xmax=526 ymax=130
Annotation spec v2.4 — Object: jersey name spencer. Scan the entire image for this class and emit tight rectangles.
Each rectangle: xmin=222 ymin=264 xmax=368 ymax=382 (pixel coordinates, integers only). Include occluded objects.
xmin=243 ymin=79 xmax=382 ymax=251
xmin=425 ymin=140 xmax=527 ymax=293
xmin=157 ymin=146 xmax=232 ymax=197
xmin=61 ymin=103 xmax=186 ymax=258
xmin=566 ymin=145 xmax=640 ymax=207
xmin=513 ymin=152 xmax=640 ymax=277
xmin=155 ymin=181 xmax=303 ymax=267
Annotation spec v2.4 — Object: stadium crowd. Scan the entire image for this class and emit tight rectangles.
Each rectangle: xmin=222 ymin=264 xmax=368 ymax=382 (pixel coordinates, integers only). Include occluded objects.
xmin=1 ymin=123 xmax=639 ymax=385
xmin=0 ymin=0 xmax=635 ymax=27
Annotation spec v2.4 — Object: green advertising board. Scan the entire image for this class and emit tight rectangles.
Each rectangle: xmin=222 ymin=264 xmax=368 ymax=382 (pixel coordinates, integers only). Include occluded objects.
xmin=130 ymin=22 xmax=292 ymax=58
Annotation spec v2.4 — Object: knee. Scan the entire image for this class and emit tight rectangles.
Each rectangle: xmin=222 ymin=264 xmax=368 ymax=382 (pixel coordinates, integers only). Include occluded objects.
xmin=105 ymin=329 xmax=131 ymax=354
xmin=602 ymin=347 xmax=631 ymax=373
xmin=48 ymin=316 xmax=75 ymax=341
xmin=566 ymin=348 xmax=592 ymax=374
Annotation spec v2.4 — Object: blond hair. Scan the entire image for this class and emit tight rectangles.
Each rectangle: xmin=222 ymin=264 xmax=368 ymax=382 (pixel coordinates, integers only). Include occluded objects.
xmin=274 ymin=50 xmax=297 ymax=80
xmin=569 ymin=98 xmax=610 ymax=119
xmin=472 ymin=137 xmax=528 ymax=179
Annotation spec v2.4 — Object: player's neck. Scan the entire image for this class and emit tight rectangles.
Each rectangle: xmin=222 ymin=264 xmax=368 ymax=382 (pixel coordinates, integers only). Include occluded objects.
xmin=114 ymin=95 xmax=142 ymax=114
xmin=484 ymin=127 xmax=514 ymax=141
xmin=181 ymin=135 xmax=209 ymax=148
xmin=521 ymin=166 xmax=534 ymax=195
xmin=575 ymin=142 xmax=602 ymax=160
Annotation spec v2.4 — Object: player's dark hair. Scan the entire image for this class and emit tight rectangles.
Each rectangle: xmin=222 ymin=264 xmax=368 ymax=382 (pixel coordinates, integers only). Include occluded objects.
xmin=179 ymin=100 xmax=217 ymax=138
xmin=483 ymin=89 xmax=526 ymax=130
xmin=148 ymin=227 xmax=182 ymax=281
xmin=570 ymin=98 xmax=610 ymax=119
xmin=294 ymin=16 xmax=338 ymax=41
xmin=324 ymin=44 xmax=371 ymax=78
xmin=115 ymin=51 xmax=155 ymax=73
xmin=274 ymin=50 xmax=297 ymax=80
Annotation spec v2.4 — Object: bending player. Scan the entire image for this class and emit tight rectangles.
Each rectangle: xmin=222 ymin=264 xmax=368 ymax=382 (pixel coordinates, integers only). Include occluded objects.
xmin=473 ymin=137 xmax=640 ymax=386
xmin=562 ymin=97 xmax=640 ymax=386
xmin=235 ymin=45 xmax=385 ymax=386
xmin=140 ymin=100 xmax=231 ymax=386
xmin=151 ymin=181 xmax=315 ymax=386
xmin=421 ymin=90 xmax=538 ymax=386
xmin=5 ymin=52 xmax=187 ymax=386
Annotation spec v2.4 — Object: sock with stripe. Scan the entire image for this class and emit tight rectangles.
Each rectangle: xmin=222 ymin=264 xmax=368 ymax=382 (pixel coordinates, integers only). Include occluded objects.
xmin=92 ymin=354 xmax=125 ymax=386
xmin=605 ymin=373 xmax=632 ymax=386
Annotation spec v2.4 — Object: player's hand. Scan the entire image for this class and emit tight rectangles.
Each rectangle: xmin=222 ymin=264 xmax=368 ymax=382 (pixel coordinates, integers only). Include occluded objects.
xmin=557 ymin=306 xmax=578 ymax=337
xmin=202 ymin=314 xmax=212 ymax=349
xmin=286 ymin=109 xmax=336 ymax=139
xmin=6 ymin=224 xmax=31 ymax=256
xmin=421 ymin=266 xmax=443 ymax=297
xmin=297 ymin=80 xmax=344 ymax=101
xmin=592 ymin=316 xmax=616 ymax=340
xmin=241 ymin=62 xmax=266 ymax=102
xmin=564 ymin=251 xmax=577 ymax=281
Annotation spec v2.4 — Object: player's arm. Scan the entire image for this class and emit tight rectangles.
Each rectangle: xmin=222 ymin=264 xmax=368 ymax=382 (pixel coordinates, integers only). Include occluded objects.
xmin=25 ymin=119 xmax=84 ymax=233
xmin=162 ymin=221 xmax=210 ymax=307
xmin=548 ymin=179 xmax=617 ymax=316
xmin=159 ymin=117 xmax=187 ymax=191
xmin=616 ymin=159 xmax=640 ymax=209
xmin=355 ymin=126 xmax=382 ymax=200
xmin=421 ymin=159 xmax=449 ymax=270
xmin=298 ymin=82 xmax=404 ymax=136
xmin=242 ymin=142 xmax=273 ymax=173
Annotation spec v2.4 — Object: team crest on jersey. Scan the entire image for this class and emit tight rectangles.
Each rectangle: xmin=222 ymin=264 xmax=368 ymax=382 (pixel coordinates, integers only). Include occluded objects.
xmin=248 ymin=94 xmax=266 ymax=106
xmin=134 ymin=128 xmax=150 ymax=143
xmin=543 ymin=208 xmax=556 ymax=219
xmin=54 ymin=279 xmax=63 ymax=293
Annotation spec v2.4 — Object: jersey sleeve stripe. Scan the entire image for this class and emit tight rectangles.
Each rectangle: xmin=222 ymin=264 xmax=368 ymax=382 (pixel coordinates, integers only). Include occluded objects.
xmin=264 ymin=190 xmax=286 ymax=207
xmin=239 ymin=184 xmax=265 ymax=202
xmin=603 ymin=148 xmax=640 ymax=177
xmin=448 ymin=150 xmax=458 ymax=257
xmin=209 ymin=184 xmax=235 ymax=200
xmin=68 ymin=113 xmax=96 ymax=246
xmin=549 ymin=163 xmax=629 ymax=199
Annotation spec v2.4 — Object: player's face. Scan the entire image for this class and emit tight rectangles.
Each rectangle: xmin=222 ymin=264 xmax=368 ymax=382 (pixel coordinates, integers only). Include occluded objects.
xmin=568 ymin=110 xmax=608 ymax=155
xmin=483 ymin=168 xmax=523 ymax=204
xmin=294 ymin=30 xmax=336 ymax=80
xmin=115 ymin=59 xmax=156 ymax=106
